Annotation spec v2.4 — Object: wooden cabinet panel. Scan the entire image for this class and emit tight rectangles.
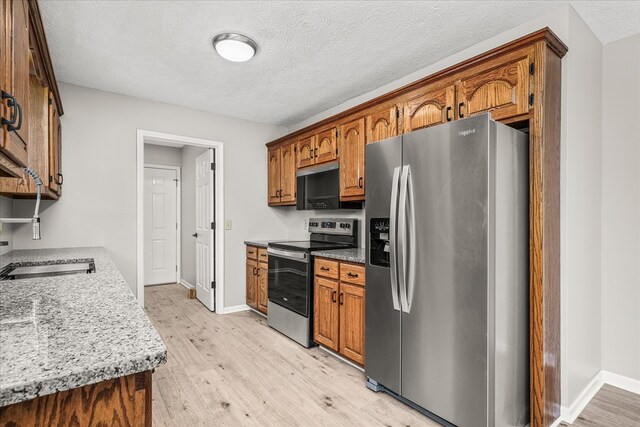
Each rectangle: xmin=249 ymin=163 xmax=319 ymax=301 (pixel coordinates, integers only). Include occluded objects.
xmin=313 ymin=276 xmax=339 ymax=351
xmin=339 ymin=282 xmax=365 ymax=365
xmin=267 ymin=147 xmax=281 ymax=204
xmin=279 ymin=142 xmax=296 ymax=203
xmin=246 ymin=259 xmax=258 ymax=309
xmin=315 ymin=127 xmax=337 ymax=164
xmin=314 ymin=257 xmax=339 ymax=280
xmin=456 ymin=48 xmax=533 ymax=121
xmin=257 ymin=247 xmax=268 ymax=264
xmin=246 ymin=245 xmax=258 ymax=260
xmin=296 ymin=135 xmax=315 ymax=169
xmin=339 ymin=118 xmax=365 ymax=200
xmin=257 ymin=262 xmax=268 ymax=314
xmin=339 ymin=262 xmax=365 ymax=286
xmin=1 ymin=0 xmax=30 ymax=168
xmin=366 ymin=106 xmax=398 ymax=144
xmin=48 ymin=90 xmax=62 ymax=196
xmin=403 ymin=84 xmax=455 ymax=132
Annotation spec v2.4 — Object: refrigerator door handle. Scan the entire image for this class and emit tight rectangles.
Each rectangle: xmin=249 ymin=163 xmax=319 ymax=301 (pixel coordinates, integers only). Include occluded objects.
xmin=389 ymin=166 xmax=402 ymax=311
xmin=405 ymin=165 xmax=417 ymax=313
xmin=398 ymin=165 xmax=410 ymax=313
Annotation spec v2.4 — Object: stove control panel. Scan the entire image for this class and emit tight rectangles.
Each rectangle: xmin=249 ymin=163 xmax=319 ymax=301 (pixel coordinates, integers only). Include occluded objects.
xmin=309 ymin=218 xmax=357 ymax=236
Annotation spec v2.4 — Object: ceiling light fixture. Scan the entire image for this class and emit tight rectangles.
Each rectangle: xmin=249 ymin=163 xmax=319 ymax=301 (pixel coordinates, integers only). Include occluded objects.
xmin=211 ymin=33 xmax=257 ymax=63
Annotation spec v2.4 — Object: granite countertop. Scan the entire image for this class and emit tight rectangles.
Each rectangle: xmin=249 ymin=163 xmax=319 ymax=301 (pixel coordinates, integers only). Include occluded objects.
xmin=311 ymin=248 xmax=366 ymax=264
xmin=244 ymin=240 xmax=280 ymax=248
xmin=0 ymin=247 xmax=167 ymax=407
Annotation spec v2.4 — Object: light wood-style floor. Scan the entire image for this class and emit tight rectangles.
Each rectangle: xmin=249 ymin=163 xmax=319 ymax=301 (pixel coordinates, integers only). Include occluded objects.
xmin=145 ymin=284 xmax=437 ymax=426
xmin=145 ymin=284 xmax=640 ymax=427
xmin=559 ymin=384 xmax=640 ymax=427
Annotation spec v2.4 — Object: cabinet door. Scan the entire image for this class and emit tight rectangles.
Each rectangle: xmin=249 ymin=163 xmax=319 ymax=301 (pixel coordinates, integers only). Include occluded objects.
xmin=246 ymin=259 xmax=258 ymax=309
xmin=257 ymin=263 xmax=268 ymax=314
xmin=315 ymin=127 xmax=337 ymax=164
xmin=1 ymin=0 xmax=30 ymax=168
xmin=365 ymin=106 xmax=398 ymax=144
xmin=296 ymin=135 xmax=315 ymax=169
xmin=48 ymin=91 xmax=62 ymax=196
xmin=339 ymin=282 xmax=365 ymax=365
xmin=339 ymin=118 xmax=365 ymax=200
xmin=279 ymin=142 xmax=296 ymax=204
xmin=267 ymin=147 xmax=281 ymax=204
xmin=456 ymin=48 xmax=533 ymax=121
xmin=403 ymin=84 xmax=455 ymax=132
xmin=313 ymin=276 xmax=339 ymax=351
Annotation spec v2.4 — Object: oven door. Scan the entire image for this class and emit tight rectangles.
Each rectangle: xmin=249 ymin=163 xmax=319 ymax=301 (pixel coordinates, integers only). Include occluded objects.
xmin=267 ymin=247 xmax=310 ymax=317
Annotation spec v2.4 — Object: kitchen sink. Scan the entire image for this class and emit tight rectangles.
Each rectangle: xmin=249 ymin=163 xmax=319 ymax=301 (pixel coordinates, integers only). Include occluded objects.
xmin=0 ymin=259 xmax=96 ymax=281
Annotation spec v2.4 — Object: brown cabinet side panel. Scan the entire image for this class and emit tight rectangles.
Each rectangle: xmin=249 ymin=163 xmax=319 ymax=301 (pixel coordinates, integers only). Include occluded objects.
xmin=0 ymin=371 xmax=152 ymax=427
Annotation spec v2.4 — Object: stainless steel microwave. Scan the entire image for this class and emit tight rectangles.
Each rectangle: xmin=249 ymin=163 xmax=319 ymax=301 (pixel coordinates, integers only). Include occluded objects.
xmin=296 ymin=162 xmax=362 ymax=210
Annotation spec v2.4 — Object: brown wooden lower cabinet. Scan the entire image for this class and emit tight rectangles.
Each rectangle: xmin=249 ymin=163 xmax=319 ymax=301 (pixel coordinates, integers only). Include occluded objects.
xmin=246 ymin=245 xmax=268 ymax=314
xmin=313 ymin=258 xmax=365 ymax=365
xmin=0 ymin=371 xmax=152 ymax=427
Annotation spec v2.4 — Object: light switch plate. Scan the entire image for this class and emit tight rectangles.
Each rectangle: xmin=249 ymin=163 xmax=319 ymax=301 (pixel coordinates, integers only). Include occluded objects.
xmin=224 ymin=219 xmax=232 ymax=230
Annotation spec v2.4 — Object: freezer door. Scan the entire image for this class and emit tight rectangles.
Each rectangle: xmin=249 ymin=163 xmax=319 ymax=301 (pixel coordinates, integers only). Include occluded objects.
xmin=400 ymin=116 xmax=489 ymax=427
xmin=364 ymin=135 xmax=402 ymax=394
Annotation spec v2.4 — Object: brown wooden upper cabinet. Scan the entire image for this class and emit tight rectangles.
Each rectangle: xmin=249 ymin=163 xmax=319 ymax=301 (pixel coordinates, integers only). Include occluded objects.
xmin=1 ymin=0 xmax=30 ymax=171
xmin=403 ymin=83 xmax=455 ymax=132
xmin=339 ymin=118 xmax=365 ymax=200
xmin=365 ymin=105 xmax=399 ymax=144
xmin=267 ymin=141 xmax=296 ymax=206
xmin=296 ymin=134 xmax=315 ymax=169
xmin=455 ymin=47 xmax=533 ymax=122
xmin=296 ymin=128 xmax=337 ymax=169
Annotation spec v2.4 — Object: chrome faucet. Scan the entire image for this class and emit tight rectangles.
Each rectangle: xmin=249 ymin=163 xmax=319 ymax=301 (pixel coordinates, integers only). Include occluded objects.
xmin=0 ymin=167 xmax=42 ymax=240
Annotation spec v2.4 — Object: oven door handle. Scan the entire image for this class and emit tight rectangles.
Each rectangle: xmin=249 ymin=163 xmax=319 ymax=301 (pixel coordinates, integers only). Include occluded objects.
xmin=267 ymin=247 xmax=309 ymax=263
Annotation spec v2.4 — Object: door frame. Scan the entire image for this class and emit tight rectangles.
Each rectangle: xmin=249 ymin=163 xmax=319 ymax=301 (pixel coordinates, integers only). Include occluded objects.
xmin=137 ymin=129 xmax=224 ymax=311
xmin=143 ymin=164 xmax=181 ymax=285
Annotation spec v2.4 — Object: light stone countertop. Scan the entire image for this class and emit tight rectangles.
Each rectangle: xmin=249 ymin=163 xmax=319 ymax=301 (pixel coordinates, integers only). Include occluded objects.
xmin=311 ymin=248 xmax=366 ymax=264
xmin=0 ymin=247 xmax=167 ymax=407
xmin=244 ymin=240 xmax=282 ymax=248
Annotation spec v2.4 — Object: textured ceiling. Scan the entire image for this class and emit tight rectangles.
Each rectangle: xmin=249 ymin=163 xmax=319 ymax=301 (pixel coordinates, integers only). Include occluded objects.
xmin=39 ymin=1 xmax=639 ymax=126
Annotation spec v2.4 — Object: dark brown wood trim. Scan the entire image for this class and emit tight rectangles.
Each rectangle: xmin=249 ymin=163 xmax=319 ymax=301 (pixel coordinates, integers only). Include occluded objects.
xmin=27 ymin=0 xmax=63 ymax=115
xmin=266 ymin=27 xmax=566 ymax=148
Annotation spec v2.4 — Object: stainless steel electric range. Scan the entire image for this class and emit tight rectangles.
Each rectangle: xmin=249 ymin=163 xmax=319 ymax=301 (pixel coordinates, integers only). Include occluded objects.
xmin=267 ymin=218 xmax=358 ymax=347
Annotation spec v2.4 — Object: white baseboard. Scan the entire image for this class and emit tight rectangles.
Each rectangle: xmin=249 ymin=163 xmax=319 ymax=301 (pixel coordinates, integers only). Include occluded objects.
xmin=551 ymin=369 xmax=640 ymax=426
xmin=222 ymin=304 xmax=251 ymax=314
xmin=179 ymin=279 xmax=194 ymax=289
xmin=601 ymin=370 xmax=640 ymax=395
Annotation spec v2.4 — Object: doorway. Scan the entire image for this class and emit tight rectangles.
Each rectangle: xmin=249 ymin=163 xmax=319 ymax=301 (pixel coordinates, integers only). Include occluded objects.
xmin=137 ymin=130 xmax=224 ymax=312
xmin=144 ymin=165 xmax=180 ymax=286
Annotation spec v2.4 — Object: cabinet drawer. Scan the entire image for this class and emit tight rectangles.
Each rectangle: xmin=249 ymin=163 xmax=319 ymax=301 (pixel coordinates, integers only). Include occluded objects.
xmin=257 ymin=248 xmax=268 ymax=263
xmin=246 ymin=246 xmax=258 ymax=260
xmin=340 ymin=263 xmax=365 ymax=286
xmin=315 ymin=258 xmax=339 ymax=279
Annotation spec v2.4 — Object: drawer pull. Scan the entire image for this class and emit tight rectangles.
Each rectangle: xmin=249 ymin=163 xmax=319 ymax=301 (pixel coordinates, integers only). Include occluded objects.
xmin=347 ymin=272 xmax=359 ymax=278
xmin=320 ymin=267 xmax=330 ymax=271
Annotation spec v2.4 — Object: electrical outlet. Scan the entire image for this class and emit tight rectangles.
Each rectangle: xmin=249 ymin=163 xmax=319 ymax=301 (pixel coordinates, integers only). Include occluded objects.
xmin=224 ymin=219 xmax=232 ymax=230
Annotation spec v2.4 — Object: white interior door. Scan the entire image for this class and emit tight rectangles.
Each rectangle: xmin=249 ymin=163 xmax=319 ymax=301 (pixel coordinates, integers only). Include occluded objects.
xmin=195 ymin=149 xmax=215 ymax=311
xmin=144 ymin=167 xmax=178 ymax=285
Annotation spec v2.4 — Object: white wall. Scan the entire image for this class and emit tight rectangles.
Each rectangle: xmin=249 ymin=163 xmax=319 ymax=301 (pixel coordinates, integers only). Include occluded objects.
xmin=0 ymin=196 xmax=13 ymax=256
xmin=180 ymin=145 xmax=208 ymax=286
xmin=561 ymin=7 xmax=603 ymax=404
xmin=144 ymin=144 xmax=182 ymax=167
xmin=601 ymin=33 xmax=640 ymax=382
xmin=12 ymin=83 xmax=288 ymax=309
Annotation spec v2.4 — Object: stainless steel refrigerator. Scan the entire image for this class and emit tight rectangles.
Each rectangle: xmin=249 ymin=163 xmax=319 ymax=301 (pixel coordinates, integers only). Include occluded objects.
xmin=365 ymin=114 xmax=529 ymax=427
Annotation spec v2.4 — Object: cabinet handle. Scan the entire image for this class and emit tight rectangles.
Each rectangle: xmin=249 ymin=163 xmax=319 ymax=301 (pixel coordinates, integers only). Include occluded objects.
xmin=192 ymin=232 xmax=198 ymax=238
xmin=253 ymin=267 xmax=257 ymax=275
xmin=52 ymin=173 xmax=63 ymax=186
xmin=458 ymin=102 xmax=465 ymax=118
xmin=314 ymin=147 xmax=317 ymax=158
xmin=358 ymin=177 xmax=363 ymax=188
xmin=347 ymin=272 xmax=359 ymax=278
xmin=320 ymin=267 xmax=330 ymax=271
xmin=256 ymin=268 xmax=260 ymax=276
xmin=331 ymin=290 xmax=337 ymax=303
xmin=339 ymin=292 xmax=344 ymax=305
xmin=310 ymin=148 xmax=314 ymax=159
xmin=446 ymin=106 xmax=452 ymax=122
xmin=1 ymin=91 xmax=20 ymax=131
